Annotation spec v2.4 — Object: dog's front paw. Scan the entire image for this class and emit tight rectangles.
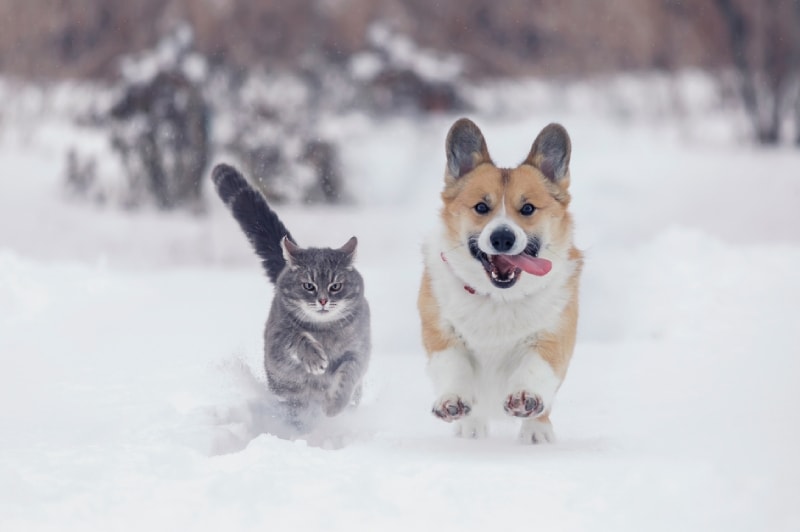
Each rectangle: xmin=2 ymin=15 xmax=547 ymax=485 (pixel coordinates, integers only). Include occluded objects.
xmin=432 ymin=394 xmax=471 ymax=422
xmin=457 ymin=417 xmax=488 ymax=439
xmin=519 ymin=418 xmax=555 ymax=444
xmin=503 ymin=391 xmax=544 ymax=418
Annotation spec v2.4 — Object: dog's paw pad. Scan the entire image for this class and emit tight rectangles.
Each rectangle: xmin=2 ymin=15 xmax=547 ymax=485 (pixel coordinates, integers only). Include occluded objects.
xmin=432 ymin=395 xmax=471 ymax=422
xmin=504 ymin=391 xmax=544 ymax=418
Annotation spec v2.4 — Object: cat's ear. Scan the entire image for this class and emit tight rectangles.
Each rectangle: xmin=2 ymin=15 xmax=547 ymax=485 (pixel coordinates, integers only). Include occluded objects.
xmin=339 ymin=236 xmax=358 ymax=262
xmin=281 ymin=236 xmax=301 ymax=269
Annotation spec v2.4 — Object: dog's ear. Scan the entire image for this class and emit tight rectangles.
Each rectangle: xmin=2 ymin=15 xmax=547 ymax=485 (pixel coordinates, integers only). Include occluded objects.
xmin=445 ymin=118 xmax=492 ymax=180
xmin=524 ymin=123 xmax=571 ymax=185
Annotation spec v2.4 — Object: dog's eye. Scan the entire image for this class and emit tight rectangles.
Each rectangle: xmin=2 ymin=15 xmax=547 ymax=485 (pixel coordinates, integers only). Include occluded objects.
xmin=302 ymin=282 xmax=316 ymax=292
xmin=329 ymin=282 xmax=343 ymax=293
xmin=474 ymin=202 xmax=490 ymax=215
xmin=520 ymin=203 xmax=535 ymax=216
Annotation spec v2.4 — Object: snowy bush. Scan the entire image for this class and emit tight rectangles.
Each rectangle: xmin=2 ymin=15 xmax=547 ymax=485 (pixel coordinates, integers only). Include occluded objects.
xmin=109 ymin=70 xmax=209 ymax=210
xmin=59 ymin=22 xmax=475 ymax=210
xmin=61 ymin=25 xmax=210 ymax=211
xmin=208 ymin=66 xmax=347 ymax=205
xmin=349 ymin=24 xmax=468 ymax=114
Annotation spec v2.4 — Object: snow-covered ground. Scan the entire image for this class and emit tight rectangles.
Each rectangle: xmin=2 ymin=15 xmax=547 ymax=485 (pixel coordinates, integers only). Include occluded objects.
xmin=1 ymin=76 xmax=800 ymax=531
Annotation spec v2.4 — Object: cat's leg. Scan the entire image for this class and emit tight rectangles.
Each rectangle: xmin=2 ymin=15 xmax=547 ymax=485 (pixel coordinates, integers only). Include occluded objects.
xmin=293 ymin=331 xmax=328 ymax=375
xmin=350 ymin=382 xmax=363 ymax=408
xmin=323 ymin=352 xmax=365 ymax=417
xmin=281 ymin=394 xmax=314 ymax=431
xmin=267 ymin=372 xmax=317 ymax=431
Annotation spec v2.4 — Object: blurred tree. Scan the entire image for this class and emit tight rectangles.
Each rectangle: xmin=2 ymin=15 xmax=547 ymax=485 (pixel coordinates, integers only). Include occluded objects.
xmin=793 ymin=0 xmax=800 ymax=145
xmin=4 ymin=0 xmax=799 ymax=148
xmin=0 ymin=0 xmax=168 ymax=78
xmin=713 ymin=0 xmax=800 ymax=144
xmin=0 ymin=0 xmax=743 ymax=80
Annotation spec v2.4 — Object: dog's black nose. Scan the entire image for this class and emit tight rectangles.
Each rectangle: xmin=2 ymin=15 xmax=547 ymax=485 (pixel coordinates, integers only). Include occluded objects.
xmin=490 ymin=226 xmax=516 ymax=253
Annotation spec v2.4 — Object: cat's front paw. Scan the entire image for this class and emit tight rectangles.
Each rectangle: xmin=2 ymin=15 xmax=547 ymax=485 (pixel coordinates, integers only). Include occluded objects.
xmin=303 ymin=352 xmax=328 ymax=375
xmin=297 ymin=336 xmax=328 ymax=375
xmin=503 ymin=390 xmax=544 ymax=418
xmin=431 ymin=394 xmax=471 ymax=422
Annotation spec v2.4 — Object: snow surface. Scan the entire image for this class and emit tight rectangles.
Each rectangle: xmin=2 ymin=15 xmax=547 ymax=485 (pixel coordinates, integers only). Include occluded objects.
xmin=1 ymin=76 xmax=800 ymax=531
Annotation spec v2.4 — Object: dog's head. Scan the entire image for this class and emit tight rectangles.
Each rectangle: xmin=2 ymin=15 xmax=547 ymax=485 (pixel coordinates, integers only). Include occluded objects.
xmin=439 ymin=118 xmax=575 ymax=293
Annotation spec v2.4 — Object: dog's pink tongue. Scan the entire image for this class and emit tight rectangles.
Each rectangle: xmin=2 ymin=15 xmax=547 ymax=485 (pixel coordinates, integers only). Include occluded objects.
xmin=495 ymin=254 xmax=552 ymax=276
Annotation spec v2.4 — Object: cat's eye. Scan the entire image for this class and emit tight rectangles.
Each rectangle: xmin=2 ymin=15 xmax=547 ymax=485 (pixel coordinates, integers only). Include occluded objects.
xmin=329 ymin=282 xmax=343 ymax=293
xmin=302 ymin=282 xmax=316 ymax=292
xmin=474 ymin=202 xmax=490 ymax=215
xmin=520 ymin=203 xmax=535 ymax=216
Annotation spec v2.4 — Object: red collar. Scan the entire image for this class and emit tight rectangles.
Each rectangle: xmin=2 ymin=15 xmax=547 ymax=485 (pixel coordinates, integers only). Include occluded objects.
xmin=440 ymin=252 xmax=477 ymax=295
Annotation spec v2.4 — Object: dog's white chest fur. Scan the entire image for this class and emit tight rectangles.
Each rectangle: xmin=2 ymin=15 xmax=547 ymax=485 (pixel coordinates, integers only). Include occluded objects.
xmin=425 ymin=232 xmax=573 ymax=357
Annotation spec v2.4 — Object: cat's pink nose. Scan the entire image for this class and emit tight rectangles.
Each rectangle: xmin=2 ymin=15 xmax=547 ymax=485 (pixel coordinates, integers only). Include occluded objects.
xmin=319 ymin=298 xmax=328 ymax=306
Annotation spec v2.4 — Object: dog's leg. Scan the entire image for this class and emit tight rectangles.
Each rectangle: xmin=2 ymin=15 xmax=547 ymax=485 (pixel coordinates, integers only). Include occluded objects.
xmin=427 ymin=348 xmax=477 ymax=425
xmin=519 ymin=413 xmax=555 ymax=444
xmin=505 ymin=298 xmax=577 ymax=443
xmin=428 ymin=348 xmax=489 ymax=437
xmin=504 ymin=344 xmax=564 ymax=444
xmin=419 ymin=272 xmax=486 ymax=435
xmin=456 ymin=415 xmax=488 ymax=439
xmin=504 ymin=351 xmax=561 ymax=417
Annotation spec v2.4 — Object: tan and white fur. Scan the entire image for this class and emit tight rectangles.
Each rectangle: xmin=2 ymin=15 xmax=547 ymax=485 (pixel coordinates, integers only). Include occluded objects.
xmin=418 ymin=118 xmax=582 ymax=443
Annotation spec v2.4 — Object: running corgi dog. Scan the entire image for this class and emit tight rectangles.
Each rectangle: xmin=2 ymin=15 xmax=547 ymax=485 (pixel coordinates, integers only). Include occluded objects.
xmin=418 ymin=118 xmax=582 ymax=443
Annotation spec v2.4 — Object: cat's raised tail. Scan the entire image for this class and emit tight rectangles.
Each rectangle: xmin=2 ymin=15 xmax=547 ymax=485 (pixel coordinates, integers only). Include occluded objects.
xmin=211 ymin=163 xmax=295 ymax=283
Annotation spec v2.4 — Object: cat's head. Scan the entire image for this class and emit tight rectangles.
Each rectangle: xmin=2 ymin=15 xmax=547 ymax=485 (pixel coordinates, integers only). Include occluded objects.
xmin=277 ymin=236 xmax=364 ymax=323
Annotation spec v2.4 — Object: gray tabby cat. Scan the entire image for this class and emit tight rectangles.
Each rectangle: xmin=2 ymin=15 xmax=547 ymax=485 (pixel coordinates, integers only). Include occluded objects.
xmin=211 ymin=163 xmax=371 ymax=428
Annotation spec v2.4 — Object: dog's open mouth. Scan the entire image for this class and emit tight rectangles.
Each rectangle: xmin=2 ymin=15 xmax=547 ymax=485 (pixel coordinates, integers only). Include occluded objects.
xmin=469 ymin=239 xmax=552 ymax=289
